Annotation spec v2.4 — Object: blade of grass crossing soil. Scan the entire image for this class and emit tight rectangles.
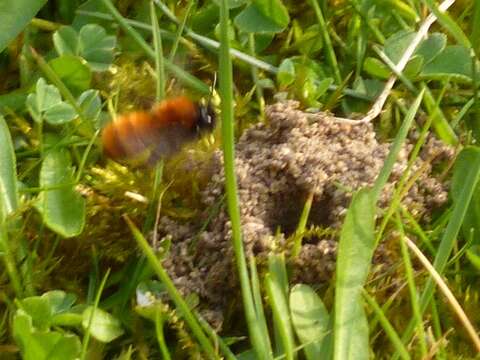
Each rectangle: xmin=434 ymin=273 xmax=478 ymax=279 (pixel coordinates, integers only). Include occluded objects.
xmin=218 ymin=0 xmax=272 ymax=358
xmin=124 ymin=216 xmax=220 ymax=360
xmin=371 ymin=89 xmax=425 ymax=201
xmin=266 ymin=254 xmax=294 ymax=360
xmin=249 ymin=256 xmax=273 ymax=355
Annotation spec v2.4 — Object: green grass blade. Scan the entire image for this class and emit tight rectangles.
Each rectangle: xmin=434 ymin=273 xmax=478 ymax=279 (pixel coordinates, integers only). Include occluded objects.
xmin=333 ymin=188 xmax=375 ymax=360
xmin=422 ymin=87 xmax=458 ymax=145
xmin=247 ymin=34 xmax=265 ymax=120
xmin=266 ymin=254 xmax=294 ymax=359
xmin=394 ymin=213 xmax=427 ymax=357
xmin=249 ymin=256 xmax=273 ymax=355
xmin=362 ymin=291 xmax=410 ymax=360
xmin=168 ymin=0 xmax=194 ymax=62
xmin=308 ymin=0 xmax=342 ymax=84
xmin=0 ymin=224 xmax=23 ymax=298
xmin=150 ymin=1 xmax=165 ymax=101
xmin=80 ymin=269 xmax=110 ymax=360
xmin=371 ymin=88 xmax=425 ymax=201
xmin=155 ymin=309 xmax=171 ymax=360
xmin=218 ymin=1 xmax=271 ymax=359
xmin=291 ymin=191 xmax=313 ymax=258
xmin=266 ymin=273 xmax=295 ymax=360
xmin=197 ymin=313 xmax=238 ymax=360
xmin=123 ymin=216 xmax=219 ymax=360
xmin=472 ymin=0 xmax=480 ymax=56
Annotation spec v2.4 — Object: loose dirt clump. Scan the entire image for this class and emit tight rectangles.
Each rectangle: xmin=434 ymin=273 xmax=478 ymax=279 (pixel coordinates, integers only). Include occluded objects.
xmin=158 ymin=101 xmax=453 ymax=323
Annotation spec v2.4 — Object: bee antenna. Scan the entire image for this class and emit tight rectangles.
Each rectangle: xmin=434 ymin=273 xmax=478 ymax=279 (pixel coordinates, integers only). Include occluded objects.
xmin=207 ymin=72 xmax=217 ymax=105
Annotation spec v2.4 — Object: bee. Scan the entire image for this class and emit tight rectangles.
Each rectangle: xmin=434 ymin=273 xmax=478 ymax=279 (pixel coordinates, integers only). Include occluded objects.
xmin=102 ymin=96 xmax=216 ymax=165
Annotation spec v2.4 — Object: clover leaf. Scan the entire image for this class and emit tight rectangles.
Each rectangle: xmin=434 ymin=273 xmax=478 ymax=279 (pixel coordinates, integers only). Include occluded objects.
xmin=26 ymin=78 xmax=76 ymax=125
xmin=53 ymin=24 xmax=116 ymax=71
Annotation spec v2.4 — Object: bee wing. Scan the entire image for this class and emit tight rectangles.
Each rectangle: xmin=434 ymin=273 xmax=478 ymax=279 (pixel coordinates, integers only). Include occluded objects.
xmin=146 ymin=124 xmax=196 ymax=165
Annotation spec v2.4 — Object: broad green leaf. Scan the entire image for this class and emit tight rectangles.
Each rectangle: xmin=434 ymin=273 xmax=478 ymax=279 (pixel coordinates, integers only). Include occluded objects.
xmin=78 ymin=24 xmax=116 ymax=71
xmin=451 ymin=147 xmax=480 ymax=242
xmin=295 ymin=24 xmax=324 ymax=56
xmin=78 ymin=89 xmax=102 ymax=126
xmin=25 ymin=94 xmax=41 ymax=123
xmin=384 ymin=30 xmax=416 ymax=64
xmin=36 ymin=148 xmax=85 ymax=237
xmin=253 ymin=33 xmax=275 ymax=53
xmin=352 ymin=78 xmax=384 ymax=98
xmin=35 ymin=78 xmax=63 ymax=111
xmin=290 ymin=284 xmax=330 ymax=360
xmin=235 ymin=0 xmax=290 ymax=33
xmin=0 ymin=90 xmax=28 ymax=113
xmin=53 ymin=24 xmax=115 ymax=72
xmin=43 ymin=290 xmax=77 ymax=315
xmin=44 ymin=102 xmax=77 ymax=125
xmin=363 ymin=57 xmax=390 ymax=79
xmin=53 ymin=26 xmax=79 ymax=56
xmin=26 ymin=78 xmax=76 ymax=124
xmin=382 ymin=30 xmax=424 ymax=78
xmin=334 ymin=189 xmax=375 ymax=360
xmin=277 ymin=58 xmax=296 ymax=88
xmin=13 ymin=312 xmax=81 ymax=360
xmin=49 ymin=55 xmax=92 ymax=95
xmin=314 ymin=78 xmax=333 ymax=99
xmin=19 ymin=296 xmax=53 ymax=331
xmin=403 ymin=56 xmax=423 ymax=79
xmin=17 ymin=292 xmax=76 ymax=331
xmin=301 ymin=76 xmax=333 ymax=105
xmin=0 ymin=0 xmax=47 ymax=53
xmin=415 ymin=33 xmax=446 ymax=64
xmin=420 ymin=45 xmax=473 ymax=82
xmin=82 ymin=306 xmax=124 ymax=343
xmin=253 ymin=0 xmax=290 ymax=30
xmin=0 ymin=115 xmax=18 ymax=220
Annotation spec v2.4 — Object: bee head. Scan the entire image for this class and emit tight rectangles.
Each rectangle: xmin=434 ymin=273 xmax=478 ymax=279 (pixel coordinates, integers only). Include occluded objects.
xmin=196 ymin=103 xmax=216 ymax=134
